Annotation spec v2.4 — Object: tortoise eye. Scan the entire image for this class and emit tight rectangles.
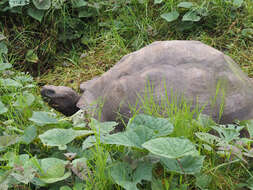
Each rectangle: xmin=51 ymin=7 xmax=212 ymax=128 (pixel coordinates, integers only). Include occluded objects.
xmin=45 ymin=89 xmax=55 ymax=97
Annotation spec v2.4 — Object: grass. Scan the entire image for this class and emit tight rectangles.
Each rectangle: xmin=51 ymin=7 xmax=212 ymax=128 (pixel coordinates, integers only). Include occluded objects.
xmin=0 ymin=0 xmax=253 ymax=189
xmin=30 ymin=0 xmax=252 ymax=89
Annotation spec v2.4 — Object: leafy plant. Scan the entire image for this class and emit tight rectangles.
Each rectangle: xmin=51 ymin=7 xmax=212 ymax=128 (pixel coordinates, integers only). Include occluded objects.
xmin=39 ymin=128 xmax=93 ymax=150
xmin=158 ymin=0 xmax=245 ymax=31
xmin=159 ymin=1 xmax=209 ymax=23
xmin=110 ymin=161 xmax=153 ymax=190
xmin=196 ymin=124 xmax=253 ymax=160
xmin=99 ymin=114 xmax=205 ymax=189
xmin=0 ymin=0 xmax=253 ymax=189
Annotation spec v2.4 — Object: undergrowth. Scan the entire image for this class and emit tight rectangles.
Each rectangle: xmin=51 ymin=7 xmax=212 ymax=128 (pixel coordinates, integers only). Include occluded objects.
xmin=0 ymin=0 xmax=253 ymax=189
xmin=0 ymin=0 xmax=252 ymax=78
xmin=1 ymin=52 xmax=253 ymax=189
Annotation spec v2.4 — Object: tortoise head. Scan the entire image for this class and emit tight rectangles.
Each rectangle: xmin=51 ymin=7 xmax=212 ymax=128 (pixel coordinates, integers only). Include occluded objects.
xmin=41 ymin=85 xmax=80 ymax=116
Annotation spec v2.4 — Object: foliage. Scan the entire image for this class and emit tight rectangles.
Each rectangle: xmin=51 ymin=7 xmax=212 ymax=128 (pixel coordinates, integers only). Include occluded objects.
xmin=110 ymin=161 xmax=153 ymax=190
xmin=39 ymin=128 xmax=93 ymax=150
xmin=103 ymin=114 xmax=174 ymax=148
xmin=158 ymin=0 xmax=245 ymax=23
xmin=1 ymin=38 xmax=253 ymax=188
xmin=1 ymin=63 xmax=253 ymax=189
xmin=0 ymin=0 xmax=253 ymax=189
xmin=0 ymin=0 xmax=92 ymax=22
xmin=0 ymin=0 xmax=252 ymax=76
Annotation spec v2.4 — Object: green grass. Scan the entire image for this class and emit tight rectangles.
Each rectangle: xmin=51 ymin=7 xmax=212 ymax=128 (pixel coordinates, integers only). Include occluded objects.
xmin=0 ymin=0 xmax=253 ymax=189
xmin=28 ymin=0 xmax=251 ymax=88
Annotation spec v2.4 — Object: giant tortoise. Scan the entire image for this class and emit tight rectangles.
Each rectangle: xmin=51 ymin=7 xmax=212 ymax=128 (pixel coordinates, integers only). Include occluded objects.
xmin=41 ymin=40 xmax=253 ymax=124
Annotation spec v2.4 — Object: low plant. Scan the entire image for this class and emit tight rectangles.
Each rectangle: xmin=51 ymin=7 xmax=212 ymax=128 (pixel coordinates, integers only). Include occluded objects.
xmin=2 ymin=93 xmax=253 ymax=189
xmin=0 ymin=0 xmax=253 ymax=189
xmin=1 ymin=45 xmax=253 ymax=188
xmin=157 ymin=0 xmax=248 ymax=32
xmin=1 ymin=0 xmax=252 ymax=76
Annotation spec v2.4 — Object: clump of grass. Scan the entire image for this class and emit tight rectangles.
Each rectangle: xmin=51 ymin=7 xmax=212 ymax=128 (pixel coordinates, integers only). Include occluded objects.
xmin=126 ymin=82 xmax=210 ymax=140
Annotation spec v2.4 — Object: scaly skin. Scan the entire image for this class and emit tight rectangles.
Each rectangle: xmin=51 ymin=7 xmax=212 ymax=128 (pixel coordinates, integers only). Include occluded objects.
xmin=41 ymin=85 xmax=80 ymax=116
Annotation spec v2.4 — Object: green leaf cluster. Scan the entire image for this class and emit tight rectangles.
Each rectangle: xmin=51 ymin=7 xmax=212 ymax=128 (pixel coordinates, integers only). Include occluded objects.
xmin=158 ymin=0 xmax=245 ymax=29
xmin=100 ymin=114 xmax=205 ymax=189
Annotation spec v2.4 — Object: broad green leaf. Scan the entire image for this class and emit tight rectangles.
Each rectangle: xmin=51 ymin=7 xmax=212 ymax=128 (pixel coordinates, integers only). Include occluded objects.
xmin=29 ymin=111 xmax=58 ymax=126
xmin=73 ymin=183 xmax=86 ymax=190
xmin=27 ymin=7 xmax=45 ymax=22
xmin=0 ymin=78 xmax=22 ymax=88
xmin=40 ymin=158 xmax=70 ymax=183
xmin=30 ymin=177 xmax=47 ymax=186
xmin=133 ymin=162 xmax=153 ymax=183
xmin=72 ymin=0 xmax=87 ymax=8
xmin=110 ymin=161 xmax=152 ymax=190
xmin=0 ymin=135 xmax=18 ymax=149
xmin=233 ymin=0 xmax=243 ymax=7
xmin=82 ymin=135 xmax=96 ymax=150
xmin=182 ymin=11 xmax=201 ymax=22
xmin=9 ymin=0 xmax=29 ymax=8
xmin=161 ymin=155 xmax=205 ymax=174
xmin=177 ymin=2 xmax=193 ymax=8
xmin=142 ymin=137 xmax=198 ymax=159
xmin=103 ymin=126 xmax=154 ymax=148
xmin=25 ymin=50 xmax=39 ymax=63
xmin=72 ymin=157 xmax=87 ymax=168
xmin=11 ymin=166 xmax=36 ymax=184
xmin=60 ymin=186 xmax=72 ymax=190
xmin=161 ymin=11 xmax=179 ymax=22
xmin=90 ymin=118 xmax=117 ymax=135
xmin=13 ymin=92 xmax=35 ymax=108
xmin=32 ymin=0 xmax=51 ymax=10
xmin=195 ymin=132 xmax=221 ymax=145
xmin=71 ymin=110 xmax=87 ymax=129
xmin=195 ymin=174 xmax=212 ymax=190
xmin=110 ymin=162 xmax=138 ymax=190
xmin=0 ymin=42 xmax=8 ymax=54
xmin=19 ymin=125 xmax=37 ymax=144
xmin=40 ymin=158 xmax=66 ymax=175
xmin=39 ymin=128 xmax=93 ymax=150
xmin=0 ymin=62 xmax=12 ymax=71
xmin=177 ymin=2 xmax=193 ymax=9
xmin=154 ymin=0 xmax=163 ymax=4
xmin=0 ymin=101 xmax=8 ymax=114
xmin=211 ymin=125 xmax=242 ymax=143
xmin=127 ymin=114 xmax=174 ymax=137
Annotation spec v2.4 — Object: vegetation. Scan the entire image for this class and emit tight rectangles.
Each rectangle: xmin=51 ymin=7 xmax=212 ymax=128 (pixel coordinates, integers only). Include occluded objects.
xmin=0 ymin=0 xmax=253 ymax=189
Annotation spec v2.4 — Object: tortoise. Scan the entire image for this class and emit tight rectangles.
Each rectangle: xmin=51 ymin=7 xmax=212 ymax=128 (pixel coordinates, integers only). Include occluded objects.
xmin=41 ymin=40 xmax=253 ymax=124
